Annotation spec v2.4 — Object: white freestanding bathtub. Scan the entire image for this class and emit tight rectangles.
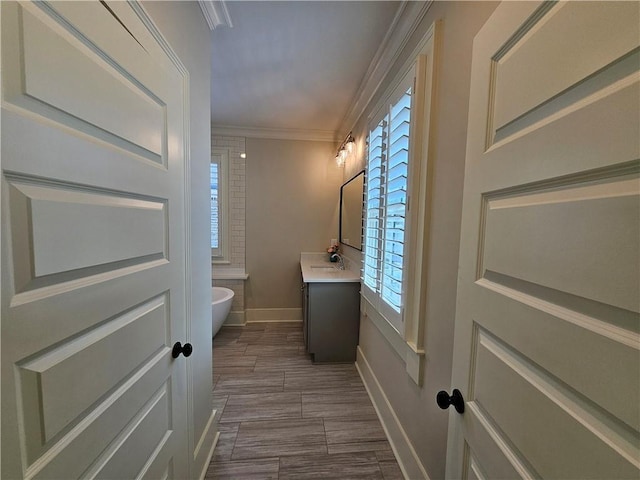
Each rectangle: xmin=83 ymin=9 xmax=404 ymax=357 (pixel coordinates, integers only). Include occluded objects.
xmin=212 ymin=287 xmax=234 ymax=338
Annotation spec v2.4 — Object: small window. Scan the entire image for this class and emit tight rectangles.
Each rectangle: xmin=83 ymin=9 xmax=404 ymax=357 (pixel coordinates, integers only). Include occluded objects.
xmin=211 ymin=162 xmax=219 ymax=251
xmin=363 ymin=68 xmax=414 ymax=333
xmin=211 ymin=148 xmax=229 ymax=261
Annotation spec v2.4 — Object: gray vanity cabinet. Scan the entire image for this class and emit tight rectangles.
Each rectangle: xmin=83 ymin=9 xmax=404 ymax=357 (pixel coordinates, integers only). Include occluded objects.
xmin=302 ymin=281 xmax=360 ymax=362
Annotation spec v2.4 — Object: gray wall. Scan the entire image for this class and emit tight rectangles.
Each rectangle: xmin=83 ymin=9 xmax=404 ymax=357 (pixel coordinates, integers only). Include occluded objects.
xmin=245 ymin=138 xmax=341 ymax=311
xmin=141 ymin=1 xmax=212 ymax=474
xmin=345 ymin=2 xmax=499 ymax=478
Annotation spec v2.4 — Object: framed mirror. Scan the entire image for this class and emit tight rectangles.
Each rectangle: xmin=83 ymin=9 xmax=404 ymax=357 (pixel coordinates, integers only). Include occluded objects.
xmin=339 ymin=170 xmax=365 ymax=250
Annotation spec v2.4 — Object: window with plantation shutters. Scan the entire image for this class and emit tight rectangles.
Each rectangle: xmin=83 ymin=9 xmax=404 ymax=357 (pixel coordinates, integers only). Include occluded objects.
xmin=211 ymin=162 xmax=219 ymax=250
xmin=360 ymin=35 xmax=437 ymax=385
xmin=363 ymin=68 xmax=415 ymax=332
xmin=211 ymin=148 xmax=229 ymax=260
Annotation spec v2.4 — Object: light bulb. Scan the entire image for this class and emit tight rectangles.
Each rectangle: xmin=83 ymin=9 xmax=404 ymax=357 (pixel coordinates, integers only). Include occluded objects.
xmin=346 ymin=138 xmax=355 ymax=153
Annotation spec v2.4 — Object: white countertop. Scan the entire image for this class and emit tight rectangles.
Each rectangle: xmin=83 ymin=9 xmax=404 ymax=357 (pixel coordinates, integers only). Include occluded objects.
xmin=300 ymin=253 xmax=361 ymax=283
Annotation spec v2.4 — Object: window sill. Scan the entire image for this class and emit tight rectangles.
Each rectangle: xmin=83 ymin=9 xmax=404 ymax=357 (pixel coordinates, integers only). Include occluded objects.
xmin=360 ymin=295 xmax=425 ymax=386
xmin=212 ymin=269 xmax=249 ymax=280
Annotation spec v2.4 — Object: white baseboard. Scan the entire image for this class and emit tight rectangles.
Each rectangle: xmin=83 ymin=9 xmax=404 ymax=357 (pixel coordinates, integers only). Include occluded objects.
xmin=245 ymin=308 xmax=302 ymax=323
xmin=196 ymin=408 xmax=219 ymax=480
xmin=198 ymin=431 xmax=219 ymax=480
xmin=356 ymin=346 xmax=430 ymax=480
xmin=223 ymin=310 xmax=246 ymax=326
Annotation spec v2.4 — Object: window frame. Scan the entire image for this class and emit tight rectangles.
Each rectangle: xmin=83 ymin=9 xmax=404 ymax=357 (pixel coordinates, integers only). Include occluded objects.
xmin=360 ymin=21 xmax=438 ymax=386
xmin=211 ymin=147 xmax=230 ymax=263
xmin=363 ymin=66 xmax=415 ymax=335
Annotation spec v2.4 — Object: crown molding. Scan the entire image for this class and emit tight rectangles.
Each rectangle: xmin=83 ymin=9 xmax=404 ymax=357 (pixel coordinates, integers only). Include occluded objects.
xmin=211 ymin=124 xmax=336 ymax=143
xmin=210 ymin=1 xmax=432 ymax=143
xmin=337 ymin=0 xmax=434 ymax=137
xmin=198 ymin=0 xmax=233 ymax=31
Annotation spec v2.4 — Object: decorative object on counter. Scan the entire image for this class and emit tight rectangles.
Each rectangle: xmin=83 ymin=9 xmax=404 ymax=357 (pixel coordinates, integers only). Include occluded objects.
xmin=327 ymin=242 xmax=340 ymax=261
xmin=334 ymin=132 xmax=356 ymax=167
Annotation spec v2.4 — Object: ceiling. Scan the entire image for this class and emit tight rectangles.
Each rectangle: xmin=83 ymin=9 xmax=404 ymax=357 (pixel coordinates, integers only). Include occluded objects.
xmin=210 ymin=1 xmax=402 ymax=138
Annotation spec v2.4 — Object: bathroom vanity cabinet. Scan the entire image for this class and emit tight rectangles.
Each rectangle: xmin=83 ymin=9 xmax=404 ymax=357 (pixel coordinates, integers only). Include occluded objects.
xmin=302 ymin=281 xmax=361 ymax=362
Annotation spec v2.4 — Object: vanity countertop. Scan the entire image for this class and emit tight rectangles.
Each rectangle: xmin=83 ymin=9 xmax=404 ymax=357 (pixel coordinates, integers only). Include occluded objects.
xmin=300 ymin=253 xmax=360 ymax=283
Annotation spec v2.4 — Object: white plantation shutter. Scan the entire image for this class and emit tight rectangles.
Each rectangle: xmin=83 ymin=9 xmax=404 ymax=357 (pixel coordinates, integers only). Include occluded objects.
xmin=211 ymin=162 xmax=219 ymax=250
xmin=363 ymin=68 xmax=415 ymax=332
xmin=364 ymin=120 xmax=385 ymax=292
xmin=211 ymin=148 xmax=229 ymax=259
xmin=382 ymin=87 xmax=410 ymax=312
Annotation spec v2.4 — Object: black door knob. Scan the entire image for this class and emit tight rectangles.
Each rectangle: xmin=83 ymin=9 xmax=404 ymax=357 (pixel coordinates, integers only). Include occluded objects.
xmin=172 ymin=342 xmax=193 ymax=358
xmin=436 ymin=389 xmax=465 ymax=414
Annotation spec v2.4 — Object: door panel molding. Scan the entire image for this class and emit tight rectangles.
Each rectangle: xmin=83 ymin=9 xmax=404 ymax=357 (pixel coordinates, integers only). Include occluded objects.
xmin=7 ymin=179 xmax=167 ymax=285
xmin=3 ymin=2 xmax=168 ymax=164
xmin=490 ymin=2 xmax=639 ymax=138
xmin=1 ymin=1 xmax=195 ymax=478
xmin=448 ymin=1 xmax=640 ymax=477
xmin=478 ymin=167 xmax=639 ymax=312
xmin=18 ymin=295 xmax=168 ymax=449
xmin=19 ymin=349 xmax=171 ymax=480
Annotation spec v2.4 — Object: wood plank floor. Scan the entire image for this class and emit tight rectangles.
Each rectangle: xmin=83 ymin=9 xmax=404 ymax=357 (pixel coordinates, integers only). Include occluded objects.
xmin=206 ymin=322 xmax=404 ymax=480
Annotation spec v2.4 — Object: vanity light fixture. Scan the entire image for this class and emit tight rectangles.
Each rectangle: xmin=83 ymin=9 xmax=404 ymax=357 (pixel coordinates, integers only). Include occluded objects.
xmin=335 ymin=132 xmax=355 ymax=167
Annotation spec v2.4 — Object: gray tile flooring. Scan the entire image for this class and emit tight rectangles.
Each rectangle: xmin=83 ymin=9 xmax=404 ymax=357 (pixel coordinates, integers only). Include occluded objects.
xmin=206 ymin=322 xmax=404 ymax=480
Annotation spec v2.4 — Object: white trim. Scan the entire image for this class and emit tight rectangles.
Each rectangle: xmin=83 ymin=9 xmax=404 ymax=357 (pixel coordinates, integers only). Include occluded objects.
xmin=198 ymin=430 xmax=220 ymax=480
xmin=245 ymin=308 xmax=303 ymax=322
xmin=212 ymin=259 xmax=231 ymax=266
xmin=361 ymin=297 xmax=405 ymax=359
xmin=193 ymin=407 xmax=217 ymax=461
xmin=212 ymin=269 xmax=249 ymax=280
xmin=382 ymin=23 xmax=438 ymax=125
xmin=361 ymin=297 xmax=425 ymax=384
xmin=338 ymin=1 xmax=433 ymax=137
xmin=223 ymin=311 xmax=246 ymax=327
xmin=211 ymin=124 xmax=335 ymax=143
xmin=404 ymin=341 xmax=425 ymax=386
xmin=198 ymin=1 xmax=232 ymax=31
xmin=356 ymin=346 xmax=430 ymax=480
xmin=128 ymin=4 xmax=205 ymax=479
xmin=359 ymin=21 xmax=439 ymax=386
xmin=363 ymin=66 xmax=416 ymax=335
xmin=367 ymin=22 xmax=436 ymax=126
xmin=396 ymin=22 xmax=438 ymax=385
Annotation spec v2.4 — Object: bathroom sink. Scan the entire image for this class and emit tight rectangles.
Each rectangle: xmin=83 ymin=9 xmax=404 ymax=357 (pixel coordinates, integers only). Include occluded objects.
xmin=310 ymin=265 xmax=338 ymax=271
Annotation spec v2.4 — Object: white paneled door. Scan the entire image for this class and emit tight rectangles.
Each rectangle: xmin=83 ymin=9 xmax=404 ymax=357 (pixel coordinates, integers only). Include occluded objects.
xmin=448 ymin=1 xmax=639 ymax=479
xmin=1 ymin=2 xmax=190 ymax=478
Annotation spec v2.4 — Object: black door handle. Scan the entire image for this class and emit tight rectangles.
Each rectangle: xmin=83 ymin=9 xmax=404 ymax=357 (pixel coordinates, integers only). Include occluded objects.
xmin=172 ymin=342 xmax=193 ymax=358
xmin=436 ymin=389 xmax=465 ymax=414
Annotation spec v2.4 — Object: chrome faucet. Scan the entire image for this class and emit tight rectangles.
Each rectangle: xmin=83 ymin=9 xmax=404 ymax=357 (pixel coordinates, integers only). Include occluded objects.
xmin=335 ymin=254 xmax=346 ymax=271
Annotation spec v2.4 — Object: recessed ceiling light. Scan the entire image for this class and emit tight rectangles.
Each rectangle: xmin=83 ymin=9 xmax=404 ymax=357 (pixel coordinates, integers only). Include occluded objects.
xmin=240 ymin=153 xmax=247 ymax=159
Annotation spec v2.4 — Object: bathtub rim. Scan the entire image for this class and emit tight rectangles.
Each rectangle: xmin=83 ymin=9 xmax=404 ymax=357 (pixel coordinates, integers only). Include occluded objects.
xmin=212 ymin=286 xmax=234 ymax=305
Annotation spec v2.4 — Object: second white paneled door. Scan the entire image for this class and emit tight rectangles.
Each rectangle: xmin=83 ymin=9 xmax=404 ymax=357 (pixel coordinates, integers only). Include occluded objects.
xmin=448 ymin=1 xmax=639 ymax=479
xmin=1 ymin=1 xmax=191 ymax=478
